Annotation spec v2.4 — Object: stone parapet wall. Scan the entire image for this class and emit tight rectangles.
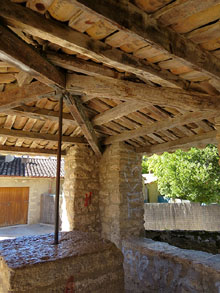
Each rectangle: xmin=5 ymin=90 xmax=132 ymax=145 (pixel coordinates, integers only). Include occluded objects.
xmin=99 ymin=142 xmax=144 ymax=248
xmin=0 ymin=231 xmax=124 ymax=292
xmin=122 ymin=237 xmax=220 ymax=293
xmin=144 ymin=203 xmax=220 ymax=231
xmin=62 ymin=145 xmax=100 ymax=233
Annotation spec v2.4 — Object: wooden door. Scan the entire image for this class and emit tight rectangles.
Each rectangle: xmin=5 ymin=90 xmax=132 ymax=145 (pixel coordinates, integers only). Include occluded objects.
xmin=0 ymin=187 xmax=29 ymax=227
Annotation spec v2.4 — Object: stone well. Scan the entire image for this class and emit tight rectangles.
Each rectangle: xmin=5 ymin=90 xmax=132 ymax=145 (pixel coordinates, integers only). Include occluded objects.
xmin=0 ymin=231 xmax=124 ymax=292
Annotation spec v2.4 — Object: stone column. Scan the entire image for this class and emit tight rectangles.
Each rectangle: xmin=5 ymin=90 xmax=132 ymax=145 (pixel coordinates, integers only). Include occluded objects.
xmin=99 ymin=142 xmax=144 ymax=248
xmin=62 ymin=145 xmax=100 ymax=234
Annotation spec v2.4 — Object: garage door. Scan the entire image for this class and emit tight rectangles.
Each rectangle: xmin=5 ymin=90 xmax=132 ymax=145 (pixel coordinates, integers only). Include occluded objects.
xmin=0 ymin=187 xmax=29 ymax=227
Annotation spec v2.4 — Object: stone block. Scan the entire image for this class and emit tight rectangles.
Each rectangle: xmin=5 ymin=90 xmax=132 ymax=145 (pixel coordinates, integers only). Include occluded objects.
xmin=0 ymin=231 xmax=124 ymax=292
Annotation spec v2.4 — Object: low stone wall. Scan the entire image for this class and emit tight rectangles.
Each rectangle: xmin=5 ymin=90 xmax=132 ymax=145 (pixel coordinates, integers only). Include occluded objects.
xmin=0 ymin=231 xmax=124 ymax=292
xmin=144 ymin=203 xmax=220 ymax=231
xmin=122 ymin=237 xmax=220 ymax=293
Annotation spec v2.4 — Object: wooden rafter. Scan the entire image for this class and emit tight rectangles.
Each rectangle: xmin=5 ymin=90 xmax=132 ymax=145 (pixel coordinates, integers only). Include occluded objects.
xmin=136 ymin=131 xmax=217 ymax=154
xmin=0 ymin=24 xmax=65 ymax=88
xmin=67 ymin=74 xmax=220 ymax=112
xmin=0 ymin=0 xmax=187 ymax=89
xmin=92 ymin=100 xmax=149 ymax=126
xmin=0 ymin=145 xmax=66 ymax=156
xmin=6 ymin=106 xmax=77 ymax=127
xmin=47 ymin=52 xmax=123 ymax=79
xmin=0 ymin=128 xmax=87 ymax=144
xmin=0 ymin=81 xmax=53 ymax=111
xmin=64 ymin=94 xmax=102 ymax=157
xmin=75 ymin=0 xmax=220 ymax=82
xmin=104 ymin=111 xmax=216 ymax=145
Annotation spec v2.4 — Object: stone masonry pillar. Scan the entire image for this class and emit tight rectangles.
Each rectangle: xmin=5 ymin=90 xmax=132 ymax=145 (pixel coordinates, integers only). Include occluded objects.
xmin=99 ymin=142 xmax=144 ymax=248
xmin=62 ymin=145 xmax=101 ymax=234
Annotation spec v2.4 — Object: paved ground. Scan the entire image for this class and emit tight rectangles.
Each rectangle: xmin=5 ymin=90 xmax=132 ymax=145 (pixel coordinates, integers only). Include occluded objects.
xmin=0 ymin=224 xmax=54 ymax=241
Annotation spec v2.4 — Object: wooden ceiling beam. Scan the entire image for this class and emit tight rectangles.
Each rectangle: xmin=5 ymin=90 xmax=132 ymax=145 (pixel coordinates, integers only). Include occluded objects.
xmin=0 ymin=24 xmax=65 ymax=88
xmin=0 ymin=128 xmax=87 ymax=144
xmin=0 ymin=0 xmax=187 ymax=89
xmin=76 ymin=0 xmax=220 ymax=82
xmin=104 ymin=111 xmax=216 ymax=145
xmin=6 ymin=105 xmax=76 ymax=127
xmin=0 ymin=144 xmax=66 ymax=156
xmin=92 ymin=100 xmax=145 ymax=126
xmin=47 ymin=52 xmax=123 ymax=80
xmin=67 ymin=74 xmax=220 ymax=112
xmin=64 ymin=94 xmax=102 ymax=157
xmin=0 ymin=81 xmax=54 ymax=112
xmin=136 ymin=131 xmax=217 ymax=155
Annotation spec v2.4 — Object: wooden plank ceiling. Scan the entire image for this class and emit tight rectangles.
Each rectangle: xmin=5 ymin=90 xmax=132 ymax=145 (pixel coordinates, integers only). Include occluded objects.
xmin=0 ymin=0 xmax=219 ymax=156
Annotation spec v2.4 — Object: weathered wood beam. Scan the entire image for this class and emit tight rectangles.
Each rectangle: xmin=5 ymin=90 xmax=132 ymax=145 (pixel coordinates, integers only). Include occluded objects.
xmin=0 ymin=128 xmax=87 ymax=144
xmin=67 ymin=74 xmax=220 ymax=112
xmin=0 ymin=81 xmax=53 ymax=111
xmin=64 ymin=94 xmax=102 ymax=157
xmin=104 ymin=111 xmax=216 ymax=145
xmin=136 ymin=131 xmax=217 ymax=155
xmin=47 ymin=52 xmax=122 ymax=79
xmin=0 ymin=24 xmax=65 ymax=88
xmin=0 ymin=0 xmax=187 ymax=89
xmin=92 ymin=100 xmax=145 ymax=126
xmin=0 ymin=144 xmax=66 ymax=156
xmin=6 ymin=105 xmax=76 ymax=127
xmin=75 ymin=0 xmax=220 ymax=82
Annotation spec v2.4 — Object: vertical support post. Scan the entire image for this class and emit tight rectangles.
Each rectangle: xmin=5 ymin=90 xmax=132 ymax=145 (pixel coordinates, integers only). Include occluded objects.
xmin=54 ymin=95 xmax=63 ymax=244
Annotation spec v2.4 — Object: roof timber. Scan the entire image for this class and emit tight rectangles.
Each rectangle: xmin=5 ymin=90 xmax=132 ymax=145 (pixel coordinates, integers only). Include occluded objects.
xmin=0 ymin=81 xmax=54 ymax=111
xmin=64 ymin=94 xmax=102 ymax=157
xmin=0 ymin=145 xmax=66 ymax=156
xmin=92 ymin=100 xmax=144 ymax=126
xmin=0 ymin=24 xmax=65 ymax=88
xmin=0 ymin=128 xmax=87 ymax=144
xmin=75 ymin=0 xmax=220 ymax=82
xmin=0 ymin=0 xmax=187 ymax=89
xmin=47 ymin=52 xmax=124 ymax=80
xmin=136 ymin=131 xmax=217 ymax=155
xmin=104 ymin=111 xmax=217 ymax=145
xmin=6 ymin=106 xmax=77 ymax=127
xmin=66 ymin=74 xmax=220 ymax=112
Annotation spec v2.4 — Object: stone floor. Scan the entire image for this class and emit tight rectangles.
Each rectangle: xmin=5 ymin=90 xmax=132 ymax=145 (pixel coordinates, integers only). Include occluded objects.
xmin=0 ymin=224 xmax=54 ymax=240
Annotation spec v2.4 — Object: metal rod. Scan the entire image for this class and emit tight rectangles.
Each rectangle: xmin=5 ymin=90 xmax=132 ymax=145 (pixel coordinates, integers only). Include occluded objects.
xmin=54 ymin=95 xmax=63 ymax=244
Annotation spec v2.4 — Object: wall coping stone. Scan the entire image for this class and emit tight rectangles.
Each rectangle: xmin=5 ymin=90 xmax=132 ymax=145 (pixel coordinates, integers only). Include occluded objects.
xmin=122 ymin=237 xmax=220 ymax=273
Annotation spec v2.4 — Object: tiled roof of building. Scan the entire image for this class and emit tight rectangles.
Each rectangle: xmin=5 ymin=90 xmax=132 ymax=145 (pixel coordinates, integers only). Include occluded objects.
xmin=0 ymin=156 xmax=64 ymax=178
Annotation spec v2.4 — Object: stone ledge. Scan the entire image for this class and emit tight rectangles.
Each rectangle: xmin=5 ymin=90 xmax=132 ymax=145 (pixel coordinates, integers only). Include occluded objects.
xmin=0 ymin=231 xmax=124 ymax=292
xmin=122 ymin=237 xmax=220 ymax=293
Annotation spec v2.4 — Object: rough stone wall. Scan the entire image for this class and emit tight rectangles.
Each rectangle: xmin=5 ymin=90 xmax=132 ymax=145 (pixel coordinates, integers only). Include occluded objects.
xmin=0 ymin=231 xmax=124 ymax=292
xmin=62 ymin=145 xmax=100 ymax=233
xmin=99 ymin=142 xmax=144 ymax=248
xmin=0 ymin=177 xmax=63 ymax=224
xmin=144 ymin=203 xmax=220 ymax=231
xmin=122 ymin=237 xmax=220 ymax=293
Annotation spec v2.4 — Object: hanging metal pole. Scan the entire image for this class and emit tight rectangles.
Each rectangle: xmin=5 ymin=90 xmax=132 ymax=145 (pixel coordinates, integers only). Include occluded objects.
xmin=54 ymin=94 xmax=63 ymax=245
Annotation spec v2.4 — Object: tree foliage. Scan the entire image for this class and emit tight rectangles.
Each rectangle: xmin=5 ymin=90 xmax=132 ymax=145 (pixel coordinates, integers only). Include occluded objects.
xmin=146 ymin=145 xmax=220 ymax=204
xmin=142 ymin=156 xmax=149 ymax=174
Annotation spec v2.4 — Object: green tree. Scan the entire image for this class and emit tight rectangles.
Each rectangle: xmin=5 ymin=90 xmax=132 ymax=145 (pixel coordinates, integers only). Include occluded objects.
xmin=142 ymin=156 xmax=149 ymax=174
xmin=146 ymin=145 xmax=220 ymax=204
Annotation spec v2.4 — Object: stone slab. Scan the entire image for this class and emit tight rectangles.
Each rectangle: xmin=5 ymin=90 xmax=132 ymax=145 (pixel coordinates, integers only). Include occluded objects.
xmin=0 ymin=230 xmax=124 ymax=292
